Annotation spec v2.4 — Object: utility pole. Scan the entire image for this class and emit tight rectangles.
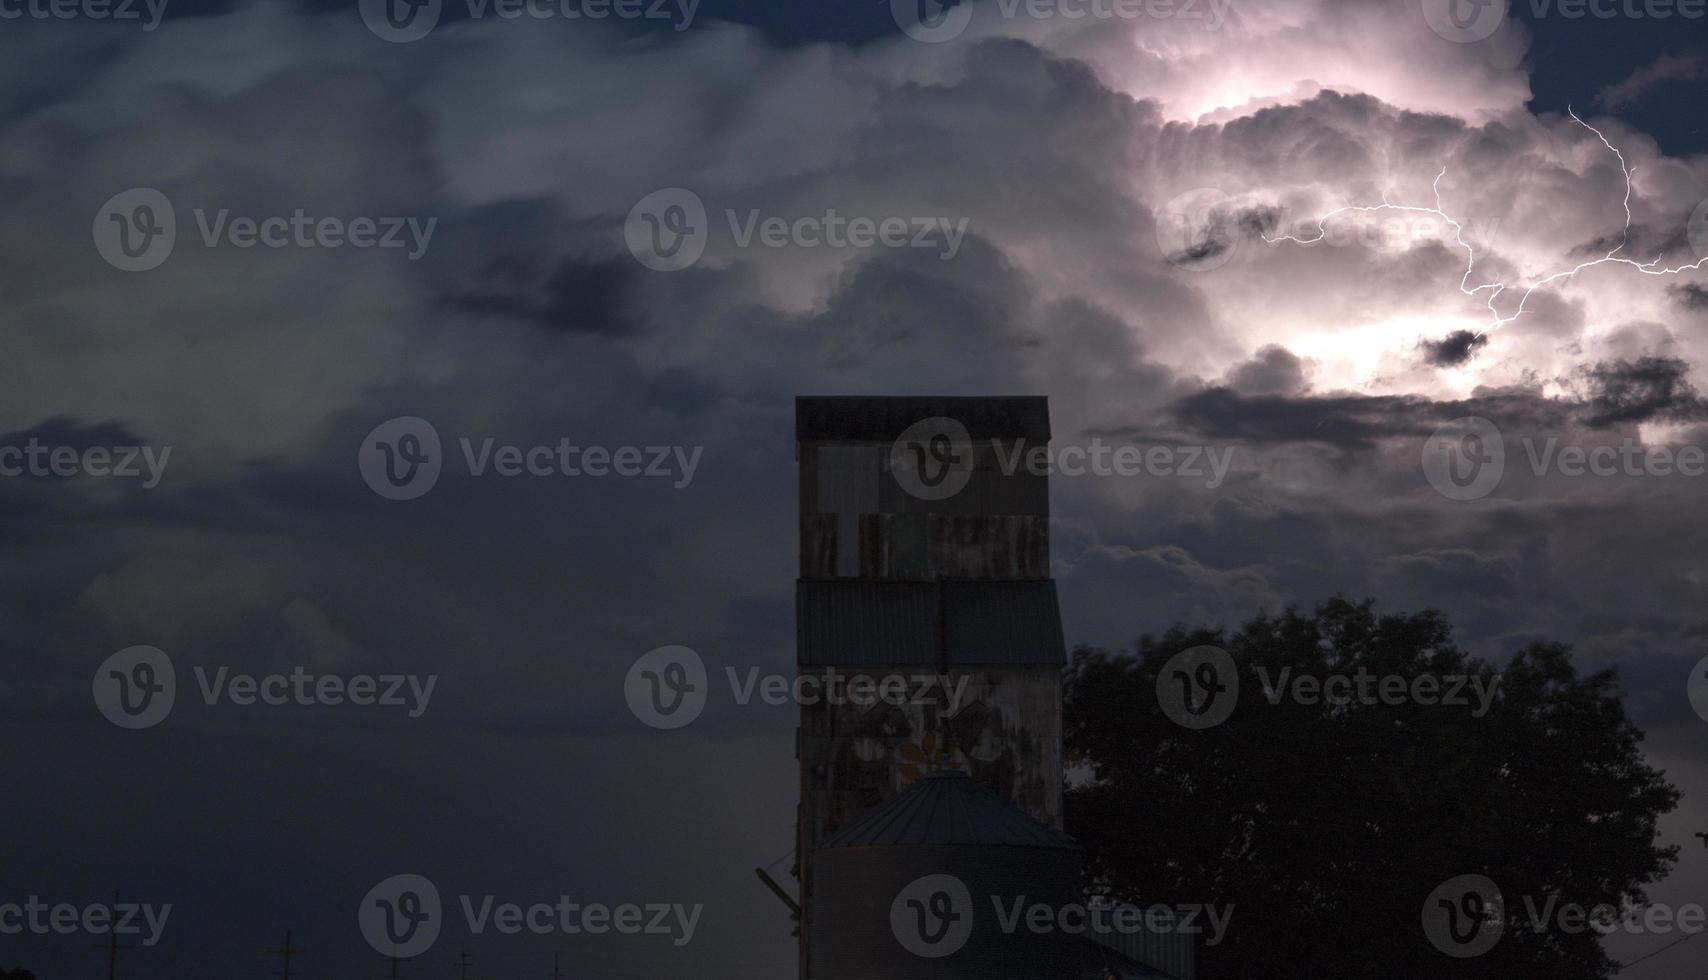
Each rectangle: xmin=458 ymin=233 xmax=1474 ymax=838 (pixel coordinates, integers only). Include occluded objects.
xmin=548 ymin=951 xmax=563 ymax=980
xmin=263 ymin=929 xmax=304 ymax=980
xmin=93 ymin=890 xmax=135 ymax=980
xmin=377 ymin=953 xmax=406 ymax=980
xmin=451 ymin=950 xmax=473 ymax=980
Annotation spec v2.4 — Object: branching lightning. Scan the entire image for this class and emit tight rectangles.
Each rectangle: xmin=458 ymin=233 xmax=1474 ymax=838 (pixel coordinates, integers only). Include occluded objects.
xmin=1262 ymin=108 xmax=1708 ymax=337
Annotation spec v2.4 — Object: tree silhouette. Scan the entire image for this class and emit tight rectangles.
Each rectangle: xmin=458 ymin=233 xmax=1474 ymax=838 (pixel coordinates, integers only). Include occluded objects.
xmin=1064 ymin=598 xmax=1680 ymax=980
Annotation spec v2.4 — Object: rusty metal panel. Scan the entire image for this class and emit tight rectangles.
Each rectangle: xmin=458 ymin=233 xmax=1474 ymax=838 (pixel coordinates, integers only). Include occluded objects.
xmin=929 ymin=515 xmax=1049 ymax=578
xmin=800 ymin=514 xmax=838 ymax=578
xmin=797 ymin=581 xmax=1066 ymax=666
xmin=798 ymin=668 xmax=1065 ymax=843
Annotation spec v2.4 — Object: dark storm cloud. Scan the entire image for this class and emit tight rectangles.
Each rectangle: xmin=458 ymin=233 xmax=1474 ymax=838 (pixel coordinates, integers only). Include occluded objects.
xmin=446 ymin=254 xmax=645 ymax=336
xmin=1577 ymin=356 xmax=1708 ymax=427
xmin=1224 ymin=344 xmax=1309 ymax=396
xmin=1670 ymin=283 xmax=1708 ymax=310
xmin=1418 ymin=329 xmax=1488 ymax=367
xmin=1164 ymin=386 xmax=1569 ymax=452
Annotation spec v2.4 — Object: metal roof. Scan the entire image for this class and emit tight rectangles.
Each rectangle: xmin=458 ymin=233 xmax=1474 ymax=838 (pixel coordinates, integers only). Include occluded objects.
xmin=796 ymin=579 xmax=1066 ymax=666
xmin=819 ymin=771 xmax=1081 ymax=851
xmin=796 ymin=396 xmax=1052 ymax=443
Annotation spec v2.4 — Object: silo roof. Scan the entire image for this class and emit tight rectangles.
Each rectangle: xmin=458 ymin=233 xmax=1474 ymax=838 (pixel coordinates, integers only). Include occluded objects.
xmin=796 ymin=396 xmax=1052 ymax=443
xmin=820 ymin=771 xmax=1081 ymax=851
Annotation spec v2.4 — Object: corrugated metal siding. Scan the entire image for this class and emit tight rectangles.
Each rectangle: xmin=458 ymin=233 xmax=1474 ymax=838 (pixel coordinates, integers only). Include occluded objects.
xmin=797 ymin=580 xmax=1066 ymax=666
xmin=1086 ymin=925 xmax=1196 ymax=980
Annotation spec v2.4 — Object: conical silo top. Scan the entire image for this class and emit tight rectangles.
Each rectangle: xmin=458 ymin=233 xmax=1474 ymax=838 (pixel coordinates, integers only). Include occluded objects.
xmin=820 ymin=771 xmax=1081 ymax=851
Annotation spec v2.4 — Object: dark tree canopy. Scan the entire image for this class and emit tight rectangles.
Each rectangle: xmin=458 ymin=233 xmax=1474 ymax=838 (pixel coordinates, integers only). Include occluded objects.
xmin=1064 ymin=598 xmax=1680 ymax=980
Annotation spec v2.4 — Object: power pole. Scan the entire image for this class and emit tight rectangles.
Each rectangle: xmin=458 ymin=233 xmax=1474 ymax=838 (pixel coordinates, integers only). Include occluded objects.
xmin=263 ymin=929 xmax=304 ymax=980
xmin=93 ymin=890 xmax=135 ymax=980
xmin=451 ymin=950 xmax=473 ymax=980
xmin=378 ymin=953 xmax=406 ymax=980
xmin=548 ymin=951 xmax=563 ymax=980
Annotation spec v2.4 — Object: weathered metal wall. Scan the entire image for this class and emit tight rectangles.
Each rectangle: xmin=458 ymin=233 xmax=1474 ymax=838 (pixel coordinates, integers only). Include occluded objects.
xmin=798 ymin=668 xmax=1065 ymax=846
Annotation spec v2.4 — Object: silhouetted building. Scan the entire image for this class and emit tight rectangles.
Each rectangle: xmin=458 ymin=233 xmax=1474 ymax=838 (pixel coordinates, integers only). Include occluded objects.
xmin=794 ymin=396 xmax=1192 ymax=980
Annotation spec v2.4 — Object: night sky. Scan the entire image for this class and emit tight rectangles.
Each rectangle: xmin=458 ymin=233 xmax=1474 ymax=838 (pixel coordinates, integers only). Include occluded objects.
xmin=3 ymin=0 xmax=1707 ymax=977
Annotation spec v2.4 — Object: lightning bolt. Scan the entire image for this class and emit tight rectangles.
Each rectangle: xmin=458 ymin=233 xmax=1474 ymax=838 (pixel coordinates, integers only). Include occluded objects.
xmin=1262 ymin=107 xmax=1708 ymax=337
